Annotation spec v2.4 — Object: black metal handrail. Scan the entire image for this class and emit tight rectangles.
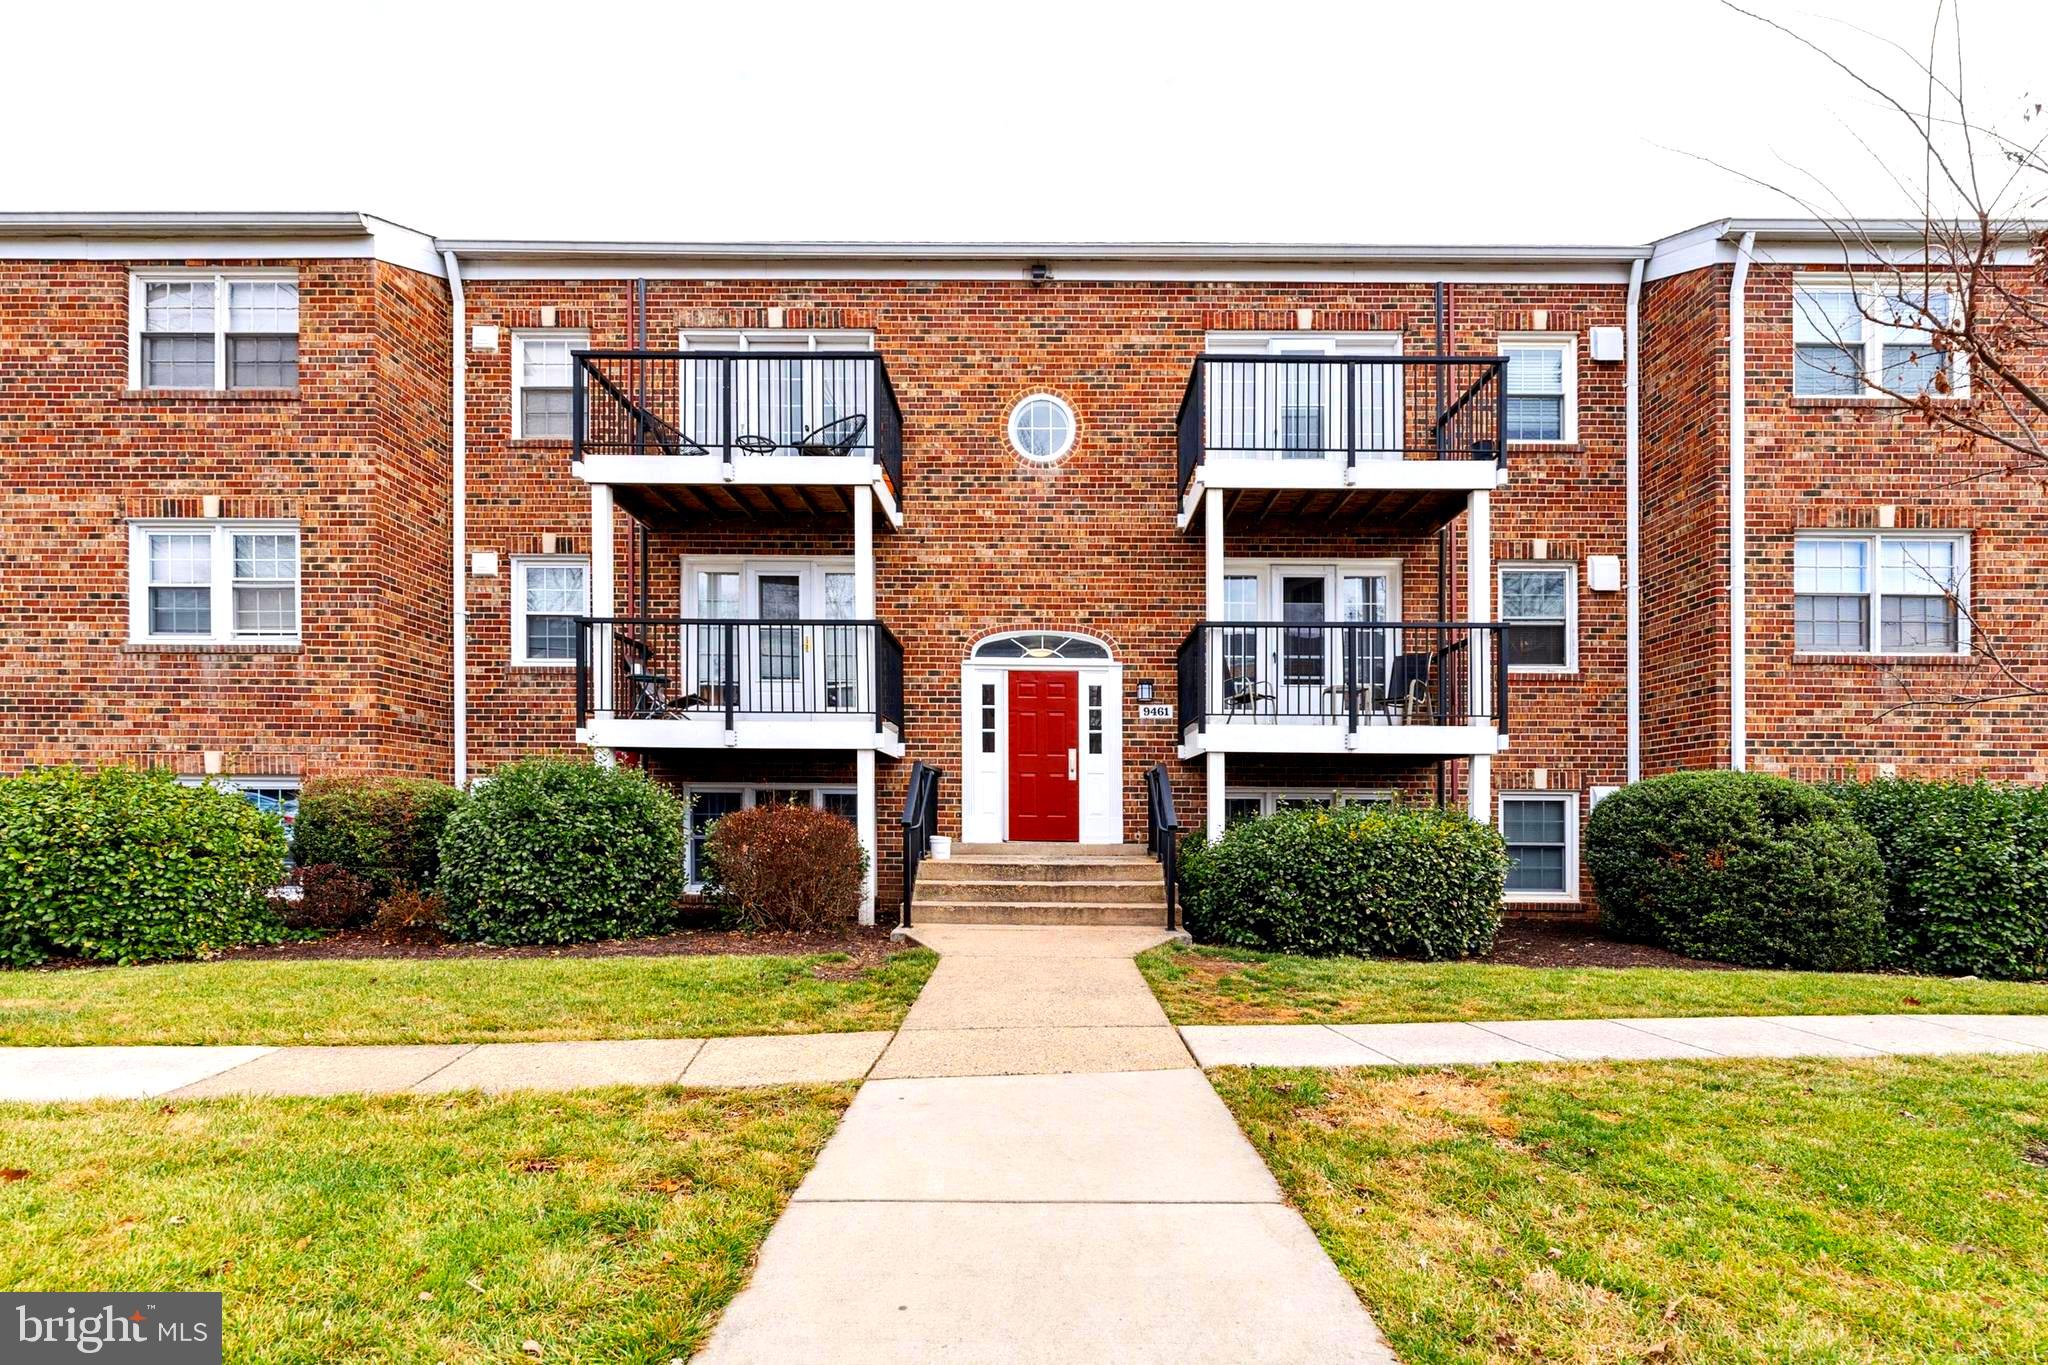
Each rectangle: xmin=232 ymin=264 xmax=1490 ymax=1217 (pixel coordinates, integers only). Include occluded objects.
xmin=575 ymin=616 xmax=904 ymax=733
xmin=1176 ymin=621 xmax=1509 ymax=737
xmin=899 ymin=760 xmax=941 ymax=928
xmin=1176 ymin=354 xmax=1507 ymax=493
xmin=572 ymin=350 xmax=905 ymax=498
xmin=1144 ymin=763 xmax=1183 ymax=932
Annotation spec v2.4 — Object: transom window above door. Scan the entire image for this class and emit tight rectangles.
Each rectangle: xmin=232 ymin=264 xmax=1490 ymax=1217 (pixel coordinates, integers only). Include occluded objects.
xmin=972 ymin=631 xmax=1110 ymax=660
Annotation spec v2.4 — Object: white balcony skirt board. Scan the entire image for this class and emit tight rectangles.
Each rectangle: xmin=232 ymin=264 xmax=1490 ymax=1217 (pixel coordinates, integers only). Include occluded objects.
xmin=1177 ymin=456 xmax=1503 ymax=529
xmin=575 ymin=453 xmax=878 ymax=487
xmin=579 ymin=717 xmax=904 ymax=756
xmin=1180 ymin=721 xmax=1503 ymax=758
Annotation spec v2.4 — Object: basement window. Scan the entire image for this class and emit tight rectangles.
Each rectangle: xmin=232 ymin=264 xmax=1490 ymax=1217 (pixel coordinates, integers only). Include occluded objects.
xmin=684 ymin=785 xmax=858 ymax=885
xmin=131 ymin=273 xmax=299 ymax=391
xmin=1501 ymin=793 xmax=1576 ymax=900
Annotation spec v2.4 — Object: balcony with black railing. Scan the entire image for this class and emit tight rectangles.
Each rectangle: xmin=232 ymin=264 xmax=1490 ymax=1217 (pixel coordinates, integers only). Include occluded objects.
xmin=1176 ymin=355 xmax=1506 ymax=531
xmin=575 ymin=616 xmax=904 ymax=753
xmin=1175 ymin=620 xmax=1508 ymax=758
xmin=572 ymin=351 xmax=904 ymax=524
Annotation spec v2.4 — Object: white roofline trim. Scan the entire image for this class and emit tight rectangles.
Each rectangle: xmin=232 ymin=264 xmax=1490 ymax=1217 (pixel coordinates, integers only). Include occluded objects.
xmin=432 ymin=239 xmax=1656 ymax=266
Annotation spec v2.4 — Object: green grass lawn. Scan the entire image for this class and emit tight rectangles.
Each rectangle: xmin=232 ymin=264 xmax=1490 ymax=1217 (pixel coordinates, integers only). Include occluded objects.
xmin=1215 ymin=1056 xmax=2048 ymax=1363
xmin=0 ymin=1085 xmax=848 ymax=1362
xmin=1139 ymin=944 xmax=2048 ymax=1026
xmin=0 ymin=950 xmax=936 ymax=1046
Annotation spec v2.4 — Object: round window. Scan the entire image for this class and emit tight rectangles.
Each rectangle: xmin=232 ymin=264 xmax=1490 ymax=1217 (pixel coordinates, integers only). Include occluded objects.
xmin=1007 ymin=393 xmax=1076 ymax=463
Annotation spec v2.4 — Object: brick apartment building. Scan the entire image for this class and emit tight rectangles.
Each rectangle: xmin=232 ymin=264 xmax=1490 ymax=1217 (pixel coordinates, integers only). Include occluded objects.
xmin=3 ymin=212 xmax=2041 ymax=922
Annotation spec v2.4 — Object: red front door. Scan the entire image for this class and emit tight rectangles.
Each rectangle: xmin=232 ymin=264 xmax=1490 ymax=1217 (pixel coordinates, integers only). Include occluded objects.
xmin=1007 ymin=670 xmax=1080 ymax=842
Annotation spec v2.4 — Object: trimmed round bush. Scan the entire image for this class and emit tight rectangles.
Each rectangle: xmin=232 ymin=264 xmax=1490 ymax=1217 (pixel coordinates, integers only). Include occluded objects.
xmin=702 ymin=801 xmax=866 ymax=931
xmin=1585 ymin=771 xmax=1886 ymax=970
xmin=1180 ymin=804 xmax=1507 ymax=958
xmin=0 ymin=766 xmax=289 ymax=965
xmin=1823 ymin=777 xmax=2048 ymax=980
xmin=437 ymin=758 xmax=686 ymax=945
xmin=291 ymin=777 xmax=463 ymax=898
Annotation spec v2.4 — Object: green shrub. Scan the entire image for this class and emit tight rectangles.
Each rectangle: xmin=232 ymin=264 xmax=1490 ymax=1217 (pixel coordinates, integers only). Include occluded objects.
xmin=291 ymin=777 xmax=463 ymax=898
xmin=1823 ymin=777 xmax=2048 ymax=980
xmin=0 ymin=766 xmax=289 ymax=965
xmin=1585 ymin=771 xmax=1887 ymax=970
xmin=437 ymin=757 xmax=686 ymax=945
xmin=1180 ymin=804 xmax=1507 ymax=958
xmin=702 ymin=801 xmax=866 ymax=931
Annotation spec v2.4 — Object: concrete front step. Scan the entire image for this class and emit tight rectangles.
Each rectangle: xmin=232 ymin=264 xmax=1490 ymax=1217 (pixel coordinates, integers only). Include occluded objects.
xmin=950 ymin=842 xmax=1151 ymax=859
xmin=912 ymin=878 xmax=1167 ymax=906
xmin=913 ymin=902 xmax=1171 ymax=927
xmin=923 ymin=857 xmax=1160 ymax=884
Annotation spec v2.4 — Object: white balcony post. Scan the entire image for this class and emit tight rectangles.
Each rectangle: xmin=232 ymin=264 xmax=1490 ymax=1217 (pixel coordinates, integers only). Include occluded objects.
xmin=854 ymin=487 xmax=875 ymax=618
xmin=1204 ymin=488 xmax=1224 ymax=617
xmin=1466 ymin=488 xmax=1492 ymax=824
xmin=590 ymin=484 xmax=615 ymax=616
xmin=1206 ymin=752 xmax=1227 ymax=842
xmin=857 ymin=749 xmax=877 ymax=926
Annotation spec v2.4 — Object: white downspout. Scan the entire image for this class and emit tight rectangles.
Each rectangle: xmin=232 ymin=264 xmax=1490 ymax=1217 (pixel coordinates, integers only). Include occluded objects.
xmin=1624 ymin=257 xmax=1643 ymax=783
xmin=1728 ymin=231 xmax=1755 ymax=772
xmin=441 ymin=249 xmax=468 ymax=787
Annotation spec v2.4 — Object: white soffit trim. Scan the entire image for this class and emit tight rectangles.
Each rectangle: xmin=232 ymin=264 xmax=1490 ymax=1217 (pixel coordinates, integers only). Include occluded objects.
xmin=1645 ymin=216 xmax=2046 ymax=282
xmin=440 ymin=239 xmax=1651 ymax=284
xmin=0 ymin=212 xmax=445 ymax=277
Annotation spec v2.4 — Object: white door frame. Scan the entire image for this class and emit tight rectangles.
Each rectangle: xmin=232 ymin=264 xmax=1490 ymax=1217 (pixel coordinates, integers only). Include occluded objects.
xmin=960 ymin=638 xmax=1123 ymax=845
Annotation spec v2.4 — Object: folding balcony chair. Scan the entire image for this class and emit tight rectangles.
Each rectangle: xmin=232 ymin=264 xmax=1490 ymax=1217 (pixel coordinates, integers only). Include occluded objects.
xmin=796 ymin=413 xmax=868 ymax=457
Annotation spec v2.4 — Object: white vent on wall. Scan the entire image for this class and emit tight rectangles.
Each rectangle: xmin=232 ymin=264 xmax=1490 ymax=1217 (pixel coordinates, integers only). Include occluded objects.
xmin=1588 ymin=326 xmax=1623 ymax=362
xmin=1586 ymin=555 xmax=1621 ymax=592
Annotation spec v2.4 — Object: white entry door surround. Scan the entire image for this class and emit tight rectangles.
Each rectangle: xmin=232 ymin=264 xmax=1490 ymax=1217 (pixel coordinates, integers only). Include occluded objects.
xmin=960 ymin=631 xmax=1123 ymax=845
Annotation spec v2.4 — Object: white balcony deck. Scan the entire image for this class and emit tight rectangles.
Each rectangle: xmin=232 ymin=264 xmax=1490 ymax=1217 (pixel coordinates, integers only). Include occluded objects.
xmin=1178 ymin=717 xmax=1503 ymax=760
xmin=578 ymin=715 xmax=904 ymax=756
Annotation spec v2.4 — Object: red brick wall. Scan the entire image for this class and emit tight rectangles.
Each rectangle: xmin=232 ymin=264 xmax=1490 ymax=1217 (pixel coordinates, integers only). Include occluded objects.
xmin=0 ymin=255 xmax=451 ymax=782
xmin=456 ymin=277 xmax=1633 ymax=918
xmin=1737 ymin=262 xmax=2048 ymax=781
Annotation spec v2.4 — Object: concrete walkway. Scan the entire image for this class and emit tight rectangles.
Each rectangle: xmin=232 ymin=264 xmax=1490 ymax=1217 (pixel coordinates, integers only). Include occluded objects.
xmin=0 ymin=1032 xmax=894 ymax=1102
xmin=694 ymin=925 xmax=1398 ymax=1365
xmin=1181 ymin=1012 xmax=2048 ymax=1068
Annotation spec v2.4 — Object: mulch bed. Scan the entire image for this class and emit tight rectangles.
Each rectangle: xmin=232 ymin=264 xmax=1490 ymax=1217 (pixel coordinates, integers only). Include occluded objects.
xmin=1482 ymin=919 xmax=1733 ymax=970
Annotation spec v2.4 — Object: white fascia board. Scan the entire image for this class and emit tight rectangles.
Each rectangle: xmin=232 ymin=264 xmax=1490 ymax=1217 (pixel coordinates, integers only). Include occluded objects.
xmin=0 ymin=211 xmax=446 ymax=277
xmin=1196 ymin=459 xmax=1498 ymax=494
xmin=1646 ymin=216 xmax=2048 ymax=282
xmin=454 ymin=255 xmax=1643 ymax=285
xmin=1183 ymin=723 xmax=1504 ymax=758
xmin=582 ymin=717 xmax=903 ymax=754
xmin=574 ymin=454 xmax=881 ymax=487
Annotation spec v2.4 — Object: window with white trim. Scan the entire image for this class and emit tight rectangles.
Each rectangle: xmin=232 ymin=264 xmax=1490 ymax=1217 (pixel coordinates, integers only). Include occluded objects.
xmin=684 ymin=785 xmax=858 ymax=884
xmin=1501 ymin=793 xmax=1576 ymax=899
xmin=1499 ymin=563 xmax=1576 ymax=672
xmin=1222 ymin=789 xmax=1393 ymax=826
xmin=1008 ymin=393 xmax=1076 ymax=462
xmin=181 ymin=776 xmax=301 ymax=839
xmin=512 ymin=331 xmax=587 ymax=439
xmin=132 ymin=272 xmax=299 ymax=390
xmin=1793 ymin=280 xmax=1963 ymax=397
xmin=1794 ymin=533 xmax=1968 ymax=655
xmin=129 ymin=522 xmax=300 ymax=645
xmin=511 ymin=556 xmax=589 ymax=666
xmin=1500 ymin=334 xmax=1576 ymax=443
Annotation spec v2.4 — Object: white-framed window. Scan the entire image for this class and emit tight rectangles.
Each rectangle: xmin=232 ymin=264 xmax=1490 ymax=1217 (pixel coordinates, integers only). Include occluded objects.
xmin=1222 ymin=789 xmax=1393 ymax=827
xmin=181 ymin=776 xmax=301 ymax=838
xmin=1501 ymin=792 xmax=1577 ymax=900
xmin=1008 ymin=393 xmax=1076 ymax=462
xmin=676 ymin=329 xmax=875 ymax=450
xmin=128 ymin=521 xmax=300 ymax=645
xmin=1500 ymin=333 xmax=1576 ymax=443
xmin=1792 ymin=279 xmax=1966 ymax=398
xmin=512 ymin=330 xmax=588 ymax=440
xmin=1794 ymin=532 xmax=1969 ymax=656
xmin=130 ymin=271 xmax=299 ymax=391
xmin=511 ymin=556 xmax=589 ymax=666
xmin=683 ymin=785 xmax=858 ymax=885
xmin=1499 ymin=562 xmax=1577 ymax=672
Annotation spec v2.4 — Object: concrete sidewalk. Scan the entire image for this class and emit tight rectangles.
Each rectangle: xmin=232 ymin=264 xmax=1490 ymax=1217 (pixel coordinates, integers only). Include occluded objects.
xmin=0 ymin=1032 xmax=893 ymax=1102
xmin=694 ymin=925 xmax=1398 ymax=1365
xmin=1180 ymin=1012 xmax=2048 ymax=1068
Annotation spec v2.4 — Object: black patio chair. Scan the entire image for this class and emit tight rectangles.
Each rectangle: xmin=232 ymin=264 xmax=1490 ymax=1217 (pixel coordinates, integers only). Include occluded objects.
xmin=1379 ymin=652 xmax=1434 ymax=723
xmin=796 ymin=413 xmax=868 ymax=457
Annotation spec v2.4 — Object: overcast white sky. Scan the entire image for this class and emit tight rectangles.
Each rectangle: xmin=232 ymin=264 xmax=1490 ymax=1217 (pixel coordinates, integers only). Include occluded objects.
xmin=5 ymin=0 xmax=2042 ymax=244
